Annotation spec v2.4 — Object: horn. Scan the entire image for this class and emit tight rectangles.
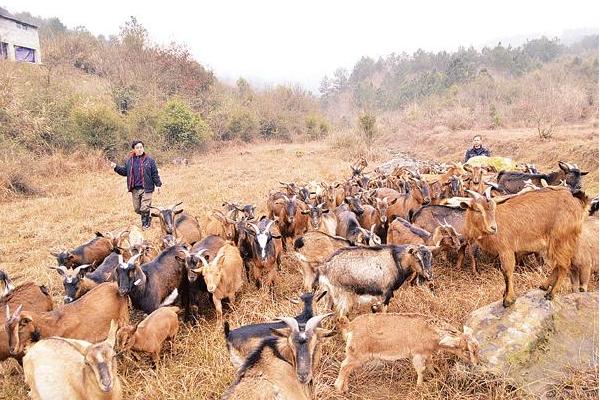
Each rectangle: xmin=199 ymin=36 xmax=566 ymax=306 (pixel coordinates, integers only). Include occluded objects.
xmin=305 ymin=312 xmax=334 ymax=332
xmin=148 ymin=205 xmax=162 ymax=211
xmin=49 ymin=265 xmax=69 ymax=275
xmin=264 ymin=219 xmax=276 ymax=233
xmin=127 ymin=253 xmax=142 ymax=266
xmin=277 ymin=316 xmax=300 ymax=333
xmin=170 ymin=202 xmax=183 ymax=210
xmin=248 ymin=223 xmax=260 ymax=235
xmin=12 ymin=304 xmax=23 ymax=320
xmin=484 ymin=186 xmax=492 ymax=200
xmin=370 ymin=224 xmax=376 ymax=234
xmin=465 ymin=190 xmax=481 ymax=199
xmin=5 ymin=304 xmax=9 ymax=322
xmin=73 ymin=264 xmax=91 ymax=275
xmin=193 ymin=249 xmax=208 ymax=257
xmin=443 ymin=218 xmax=451 ymax=228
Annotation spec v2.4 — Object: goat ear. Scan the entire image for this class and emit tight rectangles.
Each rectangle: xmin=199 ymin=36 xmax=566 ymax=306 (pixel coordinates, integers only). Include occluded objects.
xmin=174 ymin=209 xmax=184 ymax=215
xmin=270 ymin=327 xmax=292 ymax=338
xmin=459 ymin=200 xmax=472 ymax=210
xmin=301 ymin=209 xmax=310 ymax=215
xmin=50 ymin=250 xmax=61 ymax=257
xmin=558 ymin=161 xmax=569 ymax=171
xmin=315 ymin=328 xmax=336 ymax=338
xmin=439 ymin=335 xmax=462 ymax=348
xmin=388 ymin=198 xmax=398 ymax=206
xmin=271 ymin=234 xmax=282 ymax=239
xmin=580 ymin=171 xmax=589 ymax=176
xmin=106 ymin=320 xmax=118 ymax=348
xmin=322 ymin=208 xmax=329 ymax=214
xmin=463 ymin=325 xmax=474 ymax=336
xmin=150 ymin=211 xmax=160 ymax=217
xmin=67 ymin=253 xmax=76 ymax=261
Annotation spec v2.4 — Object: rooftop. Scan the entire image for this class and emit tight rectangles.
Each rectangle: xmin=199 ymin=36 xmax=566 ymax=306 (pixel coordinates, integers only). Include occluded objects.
xmin=0 ymin=7 xmax=39 ymax=28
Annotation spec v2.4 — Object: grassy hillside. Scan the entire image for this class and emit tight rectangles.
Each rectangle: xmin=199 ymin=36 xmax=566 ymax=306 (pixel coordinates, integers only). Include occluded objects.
xmin=0 ymin=134 xmax=596 ymax=399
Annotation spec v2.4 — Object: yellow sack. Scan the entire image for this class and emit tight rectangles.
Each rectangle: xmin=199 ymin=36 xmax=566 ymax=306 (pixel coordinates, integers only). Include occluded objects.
xmin=466 ymin=156 xmax=519 ymax=172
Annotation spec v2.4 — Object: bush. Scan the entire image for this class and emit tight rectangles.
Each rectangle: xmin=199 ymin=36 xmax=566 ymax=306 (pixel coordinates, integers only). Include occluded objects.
xmin=158 ymin=98 xmax=211 ymax=149
xmin=305 ymin=114 xmax=330 ymax=139
xmin=259 ymin=117 xmax=290 ymax=140
xmin=226 ymin=109 xmax=257 ymax=142
xmin=358 ymin=112 xmax=378 ymax=149
xmin=72 ymin=103 xmax=124 ymax=156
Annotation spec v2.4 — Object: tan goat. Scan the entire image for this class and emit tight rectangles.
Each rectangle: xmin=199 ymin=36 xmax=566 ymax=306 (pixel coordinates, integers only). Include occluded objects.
xmin=117 ymin=306 xmax=180 ymax=365
xmin=192 ymin=242 xmax=243 ymax=319
xmin=23 ymin=320 xmax=121 ymax=400
xmin=334 ymin=313 xmax=479 ymax=392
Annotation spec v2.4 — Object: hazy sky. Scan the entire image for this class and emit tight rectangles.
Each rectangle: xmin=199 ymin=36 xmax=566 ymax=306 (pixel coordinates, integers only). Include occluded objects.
xmin=3 ymin=0 xmax=599 ymax=91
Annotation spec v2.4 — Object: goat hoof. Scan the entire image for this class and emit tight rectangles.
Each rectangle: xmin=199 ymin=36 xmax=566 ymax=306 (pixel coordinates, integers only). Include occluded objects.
xmin=539 ymin=284 xmax=549 ymax=291
xmin=502 ymin=297 xmax=515 ymax=307
xmin=544 ymin=292 xmax=554 ymax=301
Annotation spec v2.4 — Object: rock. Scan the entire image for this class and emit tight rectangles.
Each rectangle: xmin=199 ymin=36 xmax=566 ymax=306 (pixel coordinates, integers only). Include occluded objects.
xmin=466 ymin=289 xmax=598 ymax=397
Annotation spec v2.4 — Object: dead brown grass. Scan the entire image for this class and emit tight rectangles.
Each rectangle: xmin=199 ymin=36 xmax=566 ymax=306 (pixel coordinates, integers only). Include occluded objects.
xmin=0 ymin=133 xmax=597 ymax=399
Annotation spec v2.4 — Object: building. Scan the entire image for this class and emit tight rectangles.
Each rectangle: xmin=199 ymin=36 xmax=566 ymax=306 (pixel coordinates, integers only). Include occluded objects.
xmin=0 ymin=7 xmax=41 ymax=63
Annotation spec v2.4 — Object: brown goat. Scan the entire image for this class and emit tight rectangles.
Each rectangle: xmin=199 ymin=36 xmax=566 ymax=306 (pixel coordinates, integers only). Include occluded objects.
xmin=5 ymin=282 xmax=129 ymax=355
xmin=570 ymin=216 xmax=598 ymax=292
xmin=150 ymin=202 xmax=202 ymax=246
xmin=51 ymin=232 xmax=114 ymax=269
xmin=268 ymin=193 xmax=308 ymax=250
xmin=205 ymin=210 xmax=237 ymax=241
xmin=377 ymin=180 xmax=431 ymax=220
xmin=1 ymin=271 xmax=54 ymax=362
xmin=334 ymin=313 xmax=479 ymax=392
xmin=460 ymin=187 xmax=587 ymax=306
xmin=387 ymin=218 xmax=462 ymax=258
xmin=117 ymin=306 xmax=180 ymax=365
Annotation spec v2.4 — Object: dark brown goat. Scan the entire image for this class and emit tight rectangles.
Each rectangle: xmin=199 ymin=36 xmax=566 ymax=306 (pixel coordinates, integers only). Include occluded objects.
xmin=267 ymin=193 xmax=308 ymax=250
xmin=51 ymin=232 xmax=114 ymax=269
xmin=150 ymin=202 xmax=202 ymax=246
xmin=497 ymin=161 xmax=588 ymax=194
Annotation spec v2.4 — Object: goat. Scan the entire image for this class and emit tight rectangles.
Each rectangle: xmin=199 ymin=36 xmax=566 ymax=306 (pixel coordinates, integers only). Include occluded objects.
xmin=150 ymin=202 xmax=202 ymax=246
xmin=117 ymin=306 xmax=180 ymax=365
xmin=244 ymin=218 xmax=283 ymax=290
xmin=182 ymin=235 xmax=226 ymax=320
xmin=191 ymin=242 xmax=244 ymax=319
xmin=387 ymin=218 xmax=462 ymax=258
xmin=336 ymin=210 xmax=381 ymax=246
xmin=51 ymin=232 xmax=114 ymax=269
xmin=267 ymin=193 xmax=308 ymax=250
xmin=463 ymin=164 xmax=485 ymax=194
xmin=114 ymin=246 xmax=187 ymax=314
xmin=334 ymin=314 xmax=479 ymax=392
xmin=205 ymin=210 xmax=236 ymax=241
xmin=222 ymin=314 xmax=334 ymax=400
xmin=5 ymin=282 xmax=129 ymax=356
xmin=358 ymin=196 xmax=397 ymax=244
xmin=317 ymin=245 xmax=433 ymax=318
xmin=301 ymin=202 xmax=337 ymax=235
xmin=1 ymin=271 xmax=53 ymax=362
xmin=570 ymin=216 xmax=598 ymax=292
xmin=293 ymin=231 xmax=354 ymax=292
xmin=410 ymin=204 xmax=478 ymax=273
xmin=23 ymin=320 xmax=121 ymax=400
xmin=377 ymin=179 xmax=431 ymax=220
xmin=497 ymin=161 xmax=588 ymax=194
xmin=223 ymin=292 xmax=324 ymax=368
xmin=459 ymin=187 xmax=587 ymax=306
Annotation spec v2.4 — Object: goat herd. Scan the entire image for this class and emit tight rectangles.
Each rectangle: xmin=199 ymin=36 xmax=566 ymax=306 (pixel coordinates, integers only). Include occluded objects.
xmin=1 ymin=156 xmax=597 ymax=399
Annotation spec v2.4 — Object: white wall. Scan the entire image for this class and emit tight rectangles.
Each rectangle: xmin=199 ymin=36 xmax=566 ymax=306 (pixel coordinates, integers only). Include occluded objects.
xmin=0 ymin=17 xmax=41 ymax=63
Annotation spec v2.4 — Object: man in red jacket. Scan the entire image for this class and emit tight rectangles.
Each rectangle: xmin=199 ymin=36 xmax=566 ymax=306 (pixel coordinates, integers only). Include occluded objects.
xmin=110 ymin=140 xmax=162 ymax=230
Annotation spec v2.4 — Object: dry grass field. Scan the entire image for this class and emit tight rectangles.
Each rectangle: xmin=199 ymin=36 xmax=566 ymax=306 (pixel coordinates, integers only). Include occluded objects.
xmin=0 ymin=125 xmax=597 ymax=399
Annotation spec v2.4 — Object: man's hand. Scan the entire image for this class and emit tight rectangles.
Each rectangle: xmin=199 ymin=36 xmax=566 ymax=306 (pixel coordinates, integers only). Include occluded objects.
xmin=156 ymin=186 xmax=162 ymax=195
xmin=110 ymin=161 xmax=116 ymax=169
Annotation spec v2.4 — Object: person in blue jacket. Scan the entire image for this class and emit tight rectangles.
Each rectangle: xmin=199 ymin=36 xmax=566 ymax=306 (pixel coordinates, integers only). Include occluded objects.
xmin=464 ymin=135 xmax=491 ymax=163
xmin=110 ymin=140 xmax=162 ymax=230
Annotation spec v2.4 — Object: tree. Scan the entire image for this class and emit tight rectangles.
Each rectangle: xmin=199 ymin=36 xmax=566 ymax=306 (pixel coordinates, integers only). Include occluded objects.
xmin=358 ymin=112 xmax=378 ymax=150
xmin=158 ymin=99 xmax=211 ymax=149
xmin=333 ymin=68 xmax=349 ymax=92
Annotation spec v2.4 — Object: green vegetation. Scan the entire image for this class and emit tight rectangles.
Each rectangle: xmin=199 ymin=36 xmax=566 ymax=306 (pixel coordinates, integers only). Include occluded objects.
xmin=0 ymin=15 xmax=327 ymax=159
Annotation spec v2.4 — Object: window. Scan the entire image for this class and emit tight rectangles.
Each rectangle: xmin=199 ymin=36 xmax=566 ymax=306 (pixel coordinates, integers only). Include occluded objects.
xmin=0 ymin=43 xmax=7 ymax=60
xmin=14 ymin=46 xmax=35 ymax=63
